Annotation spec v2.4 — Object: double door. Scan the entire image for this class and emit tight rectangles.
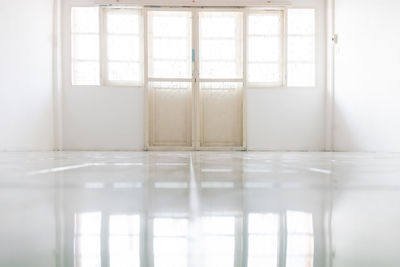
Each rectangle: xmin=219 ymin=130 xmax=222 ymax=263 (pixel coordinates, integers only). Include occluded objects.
xmin=147 ymin=9 xmax=245 ymax=150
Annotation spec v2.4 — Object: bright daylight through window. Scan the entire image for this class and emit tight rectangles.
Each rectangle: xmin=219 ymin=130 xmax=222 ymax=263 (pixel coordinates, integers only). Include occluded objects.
xmin=70 ymin=7 xmax=315 ymax=88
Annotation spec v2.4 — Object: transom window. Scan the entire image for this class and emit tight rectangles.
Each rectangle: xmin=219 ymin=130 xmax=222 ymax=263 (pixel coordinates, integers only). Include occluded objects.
xmin=70 ymin=7 xmax=315 ymax=87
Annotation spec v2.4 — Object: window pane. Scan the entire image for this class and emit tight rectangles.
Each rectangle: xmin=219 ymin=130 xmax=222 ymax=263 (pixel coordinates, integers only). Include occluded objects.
xmin=288 ymin=9 xmax=315 ymax=35
xmin=106 ymin=9 xmax=140 ymax=34
xmin=287 ymin=63 xmax=315 ymax=87
xmin=288 ymin=36 xmax=315 ymax=62
xmin=108 ymin=62 xmax=140 ymax=82
xmin=247 ymin=12 xmax=283 ymax=86
xmin=199 ymin=12 xmax=242 ymax=79
xmin=151 ymin=12 xmax=190 ymax=38
xmin=248 ymin=36 xmax=280 ymax=62
xmin=200 ymin=12 xmax=238 ymax=38
xmin=72 ymin=35 xmax=99 ymax=60
xmin=201 ymin=39 xmax=236 ymax=61
xmin=200 ymin=61 xmax=239 ymax=79
xmin=152 ymin=61 xmax=191 ymax=78
xmin=248 ymin=13 xmax=281 ymax=35
xmin=149 ymin=11 xmax=192 ymax=79
xmin=248 ymin=63 xmax=281 ymax=84
xmin=152 ymin=38 xmax=189 ymax=60
xmin=71 ymin=7 xmax=99 ymax=33
xmin=107 ymin=35 xmax=140 ymax=61
xmin=248 ymin=257 xmax=278 ymax=267
xmin=72 ymin=62 xmax=100 ymax=85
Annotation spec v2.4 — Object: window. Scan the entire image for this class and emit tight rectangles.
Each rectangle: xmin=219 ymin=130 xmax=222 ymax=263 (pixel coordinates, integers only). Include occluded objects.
xmin=109 ymin=215 xmax=141 ymax=267
xmin=74 ymin=212 xmax=102 ymax=267
xmin=153 ymin=218 xmax=189 ymax=267
xmin=104 ymin=8 xmax=143 ymax=85
xmin=287 ymin=9 xmax=316 ymax=87
xmin=70 ymin=7 xmax=316 ymax=88
xmin=71 ymin=7 xmax=100 ymax=85
xmin=247 ymin=213 xmax=280 ymax=267
xmin=247 ymin=11 xmax=283 ymax=86
xmin=286 ymin=211 xmax=314 ymax=267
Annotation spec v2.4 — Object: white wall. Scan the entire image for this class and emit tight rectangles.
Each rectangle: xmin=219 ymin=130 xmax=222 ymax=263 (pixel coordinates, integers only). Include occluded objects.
xmin=0 ymin=0 xmax=54 ymax=151
xmin=333 ymin=0 xmax=400 ymax=152
xmin=62 ymin=0 xmax=326 ymax=151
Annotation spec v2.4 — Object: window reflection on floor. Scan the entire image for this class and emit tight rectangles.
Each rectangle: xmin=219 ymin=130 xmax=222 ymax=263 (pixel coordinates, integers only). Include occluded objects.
xmin=286 ymin=211 xmax=314 ymax=267
xmin=153 ymin=218 xmax=189 ymax=267
xmin=201 ymin=216 xmax=236 ymax=267
xmin=74 ymin=212 xmax=102 ymax=267
xmin=109 ymin=215 xmax=140 ymax=267
xmin=247 ymin=213 xmax=279 ymax=267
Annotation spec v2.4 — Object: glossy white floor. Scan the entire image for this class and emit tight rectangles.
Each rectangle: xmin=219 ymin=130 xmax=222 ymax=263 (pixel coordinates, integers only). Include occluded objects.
xmin=1 ymin=151 xmax=400 ymax=267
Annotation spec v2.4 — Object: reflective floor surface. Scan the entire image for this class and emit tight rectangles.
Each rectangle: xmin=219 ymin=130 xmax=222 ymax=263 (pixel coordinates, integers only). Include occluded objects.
xmin=1 ymin=151 xmax=400 ymax=267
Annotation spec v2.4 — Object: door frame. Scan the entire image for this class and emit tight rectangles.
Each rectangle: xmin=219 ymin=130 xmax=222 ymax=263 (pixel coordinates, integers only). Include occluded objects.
xmin=144 ymin=7 xmax=247 ymax=151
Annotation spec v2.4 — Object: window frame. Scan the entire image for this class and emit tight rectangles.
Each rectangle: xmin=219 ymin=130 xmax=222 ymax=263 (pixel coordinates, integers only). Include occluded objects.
xmin=68 ymin=6 xmax=316 ymax=89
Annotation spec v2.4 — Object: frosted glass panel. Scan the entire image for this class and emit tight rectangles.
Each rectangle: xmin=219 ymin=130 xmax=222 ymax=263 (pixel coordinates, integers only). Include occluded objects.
xmin=199 ymin=12 xmax=242 ymax=79
xmin=287 ymin=63 xmax=315 ymax=87
xmin=71 ymin=7 xmax=99 ymax=33
xmin=248 ymin=36 xmax=280 ymax=62
xmin=107 ymin=35 xmax=140 ymax=61
xmin=148 ymin=11 xmax=192 ymax=79
xmin=152 ymin=61 xmax=191 ymax=79
xmin=248 ymin=63 xmax=280 ymax=84
xmin=200 ymin=62 xmax=238 ymax=79
xmin=72 ymin=62 xmax=100 ymax=85
xmin=152 ymin=38 xmax=189 ymax=60
xmin=72 ymin=35 xmax=99 ymax=60
xmin=288 ymin=36 xmax=315 ymax=62
xmin=247 ymin=12 xmax=282 ymax=86
xmin=201 ymin=40 xmax=236 ymax=61
xmin=152 ymin=13 xmax=190 ymax=37
xmin=288 ymin=9 xmax=315 ymax=35
xmin=200 ymin=13 xmax=237 ymax=38
xmin=248 ymin=14 xmax=281 ymax=35
xmin=108 ymin=62 xmax=140 ymax=82
xmin=106 ymin=10 xmax=140 ymax=34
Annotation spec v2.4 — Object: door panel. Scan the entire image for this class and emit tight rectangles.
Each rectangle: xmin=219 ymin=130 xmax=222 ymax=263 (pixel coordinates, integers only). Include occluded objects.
xmin=200 ymin=82 xmax=243 ymax=147
xmin=198 ymin=11 xmax=244 ymax=148
xmin=147 ymin=11 xmax=193 ymax=148
xmin=149 ymin=82 xmax=192 ymax=147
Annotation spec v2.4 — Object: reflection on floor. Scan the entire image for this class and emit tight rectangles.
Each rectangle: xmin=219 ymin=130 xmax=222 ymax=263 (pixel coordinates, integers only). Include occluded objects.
xmin=1 ymin=152 xmax=400 ymax=267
